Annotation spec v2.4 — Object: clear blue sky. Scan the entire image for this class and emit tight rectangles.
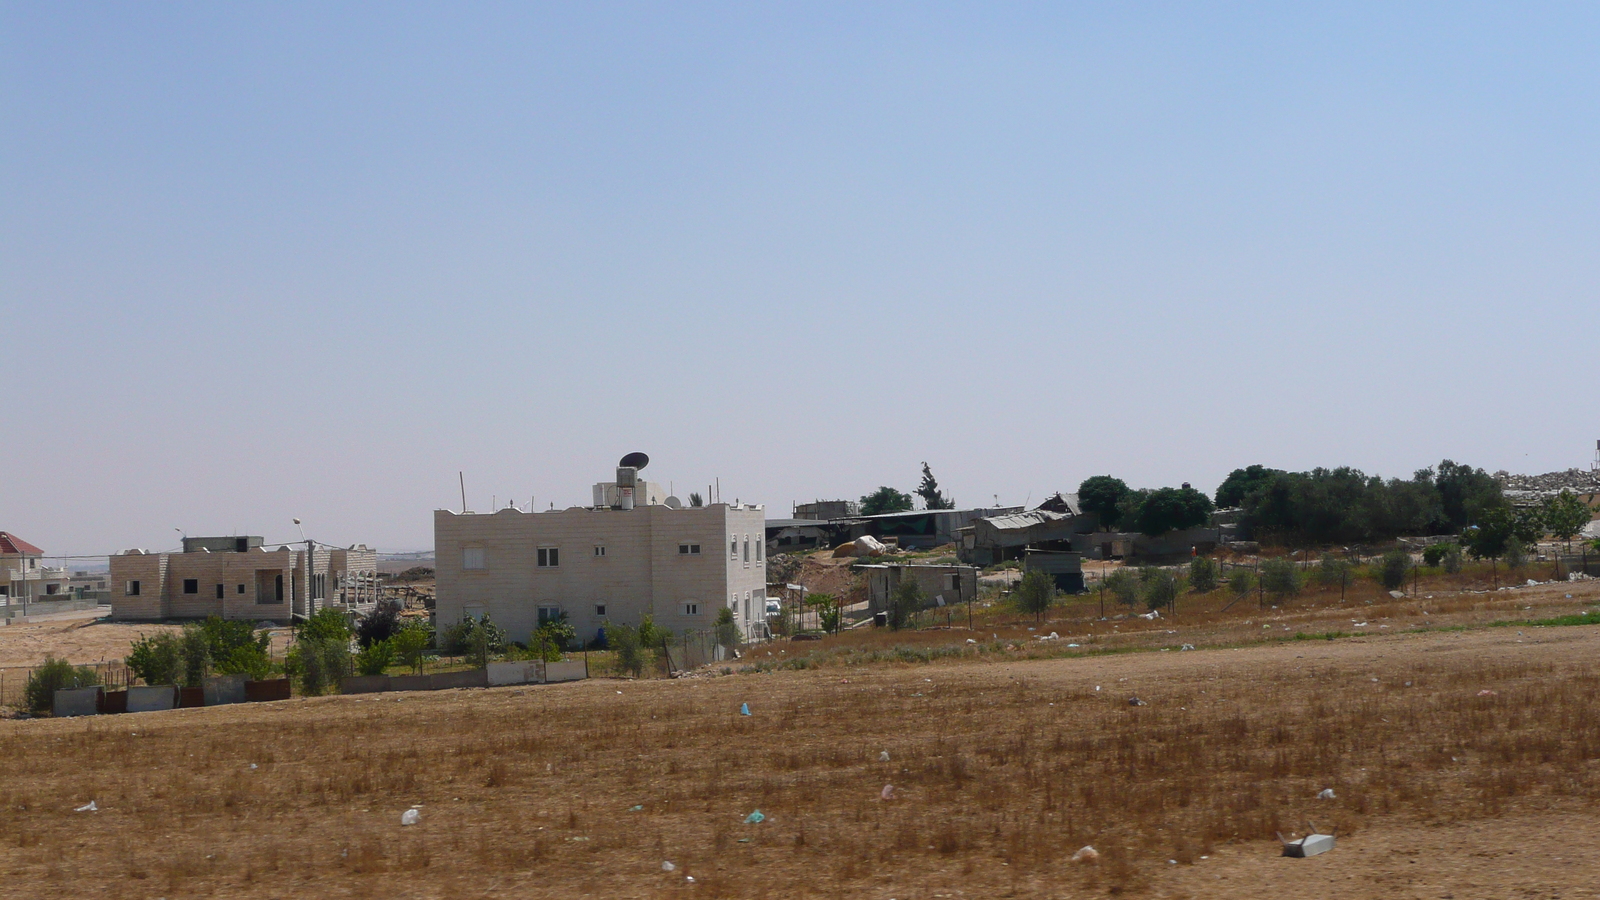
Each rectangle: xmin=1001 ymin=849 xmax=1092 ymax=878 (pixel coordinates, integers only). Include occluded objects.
xmin=4 ymin=3 xmax=1598 ymax=556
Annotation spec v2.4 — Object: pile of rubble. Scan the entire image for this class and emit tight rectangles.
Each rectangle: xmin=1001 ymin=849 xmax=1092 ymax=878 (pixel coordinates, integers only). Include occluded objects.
xmin=1495 ymin=468 xmax=1600 ymax=494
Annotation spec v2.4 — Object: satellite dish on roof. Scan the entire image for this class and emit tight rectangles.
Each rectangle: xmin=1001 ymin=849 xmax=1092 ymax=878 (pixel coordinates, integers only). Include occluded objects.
xmin=619 ymin=451 xmax=650 ymax=470
xmin=664 ymin=495 xmax=682 ymax=509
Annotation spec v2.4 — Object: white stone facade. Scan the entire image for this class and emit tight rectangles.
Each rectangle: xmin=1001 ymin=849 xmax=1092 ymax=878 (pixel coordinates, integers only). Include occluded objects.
xmin=435 ymin=502 xmax=768 ymax=647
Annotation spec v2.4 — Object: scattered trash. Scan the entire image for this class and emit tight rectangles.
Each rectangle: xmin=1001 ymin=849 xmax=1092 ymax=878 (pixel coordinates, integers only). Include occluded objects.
xmin=966 ymin=638 xmax=977 ymax=644
xmin=880 ymin=784 xmax=896 ymax=801
xmin=1526 ymin=579 xmax=1539 ymax=587
xmin=1280 ymin=825 xmax=1336 ymax=858
xmin=248 ymin=763 xmax=258 ymax=770
xmin=1139 ymin=610 xmax=1161 ymax=620
xmin=685 ymin=875 xmax=695 ymax=883
xmin=1317 ymin=788 xmax=1335 ymax=800
xmin=1128 ymin=697 xmax=1147 ymax=707
xmin=1067 ymin=643 xmax=1080 ymax=648
xmin=1353 ymin=622 xmax=1368 ymax=627
xmin=1478 ymin=689 xmax=1497 ymax=697
xmin=1389 ymin=590 xmax=1405 ymax=599
xmin=1094 ymin=685 xmax=1100 ymax=691
xmin=744 ymin=810 xmax=765 ymax=824
xmin=74 ymin=801 xmax=97 ymax=813
xmin=629 ymin=805 xmax=644 ymax=812
xmin=1180 ymin=644 xmax=1195 ymax=651
xmin=1071 ymin=845 xmax=1099 ymax=863
xmin=662 ymin=861 xmax=676 ymax=872
xmin=879 ymin=751 xmax=890 ymax=762
xmin=739 ymin=703 xmax=750 ymax=716
xmin=401 ymin=808 xmax=420 ymax=826
xmin=1168 ymin=859 xmax=1178 ymax=864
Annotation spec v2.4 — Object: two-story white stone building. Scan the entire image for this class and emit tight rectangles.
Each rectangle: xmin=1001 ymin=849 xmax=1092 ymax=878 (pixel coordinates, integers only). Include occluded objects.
xmin=434 ymin=459 xmax=768 ymax=647
xmin=109 ymin=535 xmax=378 ymax=622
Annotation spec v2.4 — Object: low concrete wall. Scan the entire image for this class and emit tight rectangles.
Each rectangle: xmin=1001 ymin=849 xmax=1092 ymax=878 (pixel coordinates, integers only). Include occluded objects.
xmin=545 ymin=660 xmax=587 ymax=683
xmin=244 ymin=678 xmax=291 ymax=702
xmin=203 ymin=675 xmax=248 ymax=706
xmin=102 ymin=690 xmax=129 ymax=714
xmin=127 ymin=685 xmax=178 ymax=712
xmin=487 ymin=661 xmax=543 ymax=686
xmin=341 ymin=675 xmax=392 ymax=695
xmin=390 ymin=674 xmax=433 ymax=692
xmin=178 ymin=686 xmax=205 ymax=708
xmin=53 ymin=686 xmax=103 ymax=717
xmin=430 ymin=669 xmax=489 ymax=690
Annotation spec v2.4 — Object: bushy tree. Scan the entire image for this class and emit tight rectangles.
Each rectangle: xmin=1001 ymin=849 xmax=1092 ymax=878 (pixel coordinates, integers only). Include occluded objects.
xmin=860 ymin=485 xmax=914 ymax=516
xmin=356 ymin=599 xmax=404 ymax=648
xmin=637 ymin=613 xmax=668 ymax=650
xmin=25 ymin=657 xmax=100 ymax=714
xmin=298 ymin=607 xmax=352 ymax=644
xmin=1234 ymin=460 xmax=1506 ymax=545
xmin=197 ymin=617 xmax=272 ymax=680
xmin=441 ymin=614 xmax=507 ymax=668
xmin=1139 ymin=567 xmax=1180 ymax=612
xmin=1421 ymin=543 xmax=1453 ymax=568
xmin=1440 ymin=543 xmax=1463 ymax=573
xmin=1214 ymin=465 xmax=1283 ymax=508
xmin=1542 ymin=491 xmax=1592 ymax=549
xmin=888 ymin=579 xmax=923 ymax=630
xmin=179 ymin=626 xmax=211 ymax=688
xmin=354 ymin=639 xmax=396 ymax=676
xmin=1315 ymin=553 xmax=1352 ymax=588
xmin=287 ymin=637 xmax=348 ymax=696
xmin=1260 ymin=557 xmax=1302 ymax=599
xmin=534 ymin=614 xmax=577 ymax=661
xmin=805 ymin=593 xmax=840 ymax=634
xmin=126 ymin=632 xmax=184 ymax=686
xmin=915 ymin=463 xmax=954 ymax=510
xmin=1077 ymin=476 xmax=1131 ymax=529
xmin=714 ymin=606 xmax=741 ymax=646
xmin=1132 ymin=487 xmax=1213 ymax=536
xmin=1462 ymin=507 xmax=1514 ymax=561
xmin=1014 ymin=570 xmax=1055 ymax=623
xmin=608 ymin=623 xmax=648 ymax=677
xmin=1504 ymin=538 xmax=1528 ymax=571
xmin=1188 ymin=556 xmax=1220 ymax=593
xmin=1376 ymin=549 xmax=1410 ymax=591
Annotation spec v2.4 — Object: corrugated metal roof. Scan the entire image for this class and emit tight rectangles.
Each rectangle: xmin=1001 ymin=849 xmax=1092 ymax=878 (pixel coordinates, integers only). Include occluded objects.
xmin=980 ymin=510 xmax=1070 ymax=533
xmin=0 ymin=532 xmax=44 ymax=555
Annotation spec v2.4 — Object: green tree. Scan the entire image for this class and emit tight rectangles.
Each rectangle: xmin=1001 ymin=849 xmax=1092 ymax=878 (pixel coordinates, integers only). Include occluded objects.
xmin=1214 ymin=464 xmax=1284 ymax=507
xmin=442 ymin=614 xmax=507 ymax=668
xmin=355 ymin=599 xmax=403 ymax=648
xmin=1376 ymin=549 xmax=1410 ymax=591
xmin=1541 ymin=491 xmax=1590 ymax=549
xmin=1139 ymin=566 xmax=1180 ymax=612
xmin=179 ymin=626 xmax=211 ymax=688
xmin=126 ymin=632 xmax=184 ymax=686
xmin=197 ymin=617 xmax=272 ymax=680
xmin=1462 ymin=507 xmax=1514 ymax=561
xmin=354 ymin=639 xmax=396 ymax=676
xmin=637 ymin=613 xmax=668 ymax=650
xmin=1103 ymin=569 xmax=1139 ymax=607
xmin=1315 ymin=553 xmax=1352 ymax=588
xmin=714 ymin=606 xmax=741 ymax=646
xmin=1132 ymin=487 xmax=1214 ymax=536
xmin=1014 ymin=570 xmax=1055 ymax=623
xmin=25 ymin=657 xmax=100 ymax=714
xmin=1504 ymin=537 xmax=1528 ymax=571
xmin=805 ymin=592 xmax=841 ymax=634
xmin=1260 ymin=557 xmax=1302 ymax=600
xmin=608 ymin=623 xmax=648 ymax=677
xmin=298 ymin=607 xmax=352 ymax=644
xmin=860 ymin=486 xmax=914 ymax=516
xmin=1077 ymin=476 xmax=1131 ymax=529
xmin=688 ymin=492 xmax=704 ymax=508
xmin=287 ymin=637 xmax=349 ymax=696
xmin=1421 ymin=543 xmax=1453 ymax=568
xmin=1440 ymin=543 xmax=1463 ymax=574
xmin=534 ymin=613 xmax=577 ymax=661
xmin=1188 ymin=556 xmax=1219 ymax=593
xmin=888 ymin=579 xmax=924 ymax=630
xmin=391 ymin=620 xmax=433 ymax=674
xmin=915 ymin=463 xmax=954 ymax=510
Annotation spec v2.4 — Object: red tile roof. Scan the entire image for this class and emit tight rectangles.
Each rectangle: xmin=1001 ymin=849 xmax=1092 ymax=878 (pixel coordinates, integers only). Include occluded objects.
xmin=0 ymin=532 xmax=44 ymax=555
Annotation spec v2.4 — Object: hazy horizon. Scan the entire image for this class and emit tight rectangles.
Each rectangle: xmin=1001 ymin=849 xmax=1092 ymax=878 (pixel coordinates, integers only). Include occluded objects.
xmin=5 ymin=4 xmax=1599 ymax=557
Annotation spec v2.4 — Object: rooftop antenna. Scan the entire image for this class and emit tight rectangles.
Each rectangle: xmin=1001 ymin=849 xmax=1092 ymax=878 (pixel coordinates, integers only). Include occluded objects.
xmin=459 ymin=472 xmax=467 ymax=513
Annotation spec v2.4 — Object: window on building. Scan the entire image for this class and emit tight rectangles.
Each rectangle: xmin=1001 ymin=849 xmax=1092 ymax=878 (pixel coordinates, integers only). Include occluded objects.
xmin=183 ymin=579 xmax=198 ymax=594
xmin=756 ymin=539 xmax=763 ymax=562
xmin=237 ymin=584 xmax=245 ymax=594
xmin=538 ymin=605 xmax=562 ymax=625
xmin=126 ymin=580 xmax=141 ymax=596
xmin=679 ymin=543 xmax=700 ymax=555
xmin=743 ymin=537 xmax=750 ymax=563
xmin=215 ymin=584 xmax=225 ymax=599
xmin=537 ymin=547 xmax=560 ymax=568
xmin=947 ymin=573 xmax=961 ymax=591
xmin=595 ymin=603 xmax=606 ymax=617
xmin=683 ymin=602 xmax=699 ymax=616
xmin=593 ymin=545 xmax=606 ymax=557
xmin=0 ymin=586 xmax=8 ymax=597
xmin=730 ymin=535 xmax=738 ymax=558
xmin=463 ymin=547 xmax=486 ymax=570
xmin=45 ymin=583 xmax=60 ymax=595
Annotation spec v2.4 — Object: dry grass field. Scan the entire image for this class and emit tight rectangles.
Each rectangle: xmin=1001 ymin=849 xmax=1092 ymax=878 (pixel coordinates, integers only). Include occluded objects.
xmin=3 ymin=572 xmax=1600 ymax=898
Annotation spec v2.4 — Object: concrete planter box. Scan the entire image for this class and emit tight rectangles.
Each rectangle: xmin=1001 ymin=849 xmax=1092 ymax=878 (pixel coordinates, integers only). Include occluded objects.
xmin=53 ymin=686 xmax=103 ymax=717
xmin=127 ymin=685 xmax=178 ymax=712
xmin=244 ymin=678 xmax=292 ymax=702
xmin=545 ymin=660 xmax=587 ymax=683
xmin=340 ymin=675 xmax=393 ymax=695
xmin=430 ymin=669 xmax=489 ymax=690
xmin=487 ymin=661 xmax=543 ymax=686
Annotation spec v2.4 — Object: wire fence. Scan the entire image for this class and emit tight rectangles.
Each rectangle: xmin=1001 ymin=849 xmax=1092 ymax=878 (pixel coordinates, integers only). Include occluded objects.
xmin=0 ymin=662 xmax=133 ymax=709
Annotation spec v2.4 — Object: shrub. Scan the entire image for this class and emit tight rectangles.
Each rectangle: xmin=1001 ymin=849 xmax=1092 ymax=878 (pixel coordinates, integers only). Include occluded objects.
xmin=1188 ymin=556 xmax=1219 ymax=593
xmin=441 ymin=615 xmax=507 ymax=668
xmin=1315 ymin=553 xmax=1352 ymax=588
xmin=1377 ymin=549 xmax=1410 ymax=590
xmin=1504 ymin=540 xmax=1528 ymax=571
xmin=197 ymin=618 xmax=273 ymax=680
xmin=1014 ymin=570 xmax=1055 ymax=623
xmin=1260 ymin=557 xmax=1302 ymax=599
xmin=126 ymin=632 xmax=184 ymax=686
xmin=1421 ymin=543 xmax=1452 ymax=568
xmin=1140 ymin=566 xmax=1180 ymax=611
xmin=354 ymin=639 xmax=396 ymax=676
xmin=637 ymin=614 xmax=668 ymax=650
xmin=889 ymin=579 xmax=924 ymax=630
xmin=1441 ymin=543 xmax=1463 ymax=574
xmin=180 ymin=627 xmax=211 ymax=687
xmin=25 ymin=657 xmax=100 ymax=714
xmin=299 ymin=607 xmax=352 ymax=644
xmin=534 ymin=614 xmax=577 ymax=661
xmin=1103 ymin=569 xmax=1139 ymax=607
xmin=1230 ymin=567 xmax=1257 ymax=599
